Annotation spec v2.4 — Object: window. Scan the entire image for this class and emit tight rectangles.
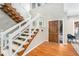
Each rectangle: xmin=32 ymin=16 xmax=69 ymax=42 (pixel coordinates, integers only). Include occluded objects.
xmin=32 ymin=3 xmax=36 ymax=9
xmin=37 ymin=3 xmax=41 ymax=7
xmin=31 ymin=3 xmax=43 ymax=9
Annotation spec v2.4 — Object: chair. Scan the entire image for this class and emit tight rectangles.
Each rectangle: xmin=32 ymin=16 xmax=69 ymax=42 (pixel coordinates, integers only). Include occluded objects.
xmin=67 ymin=34 xmax=76 ymax=42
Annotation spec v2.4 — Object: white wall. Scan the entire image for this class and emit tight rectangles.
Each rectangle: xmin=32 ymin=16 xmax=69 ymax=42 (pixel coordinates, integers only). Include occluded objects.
xmin=12 ymin=3 xmax=31 ymax=20
xmin=23 ymin=29 xmax=47 ymax=55
xmin=30 ymin=3 xmax=64 ymax=42
xmin=64 ymin=3 xmax=79 ymax=16
xmin=65 ymin=16 xmax=79 ymax=54
xmin=64 ymin=17 xmax=73 ymax=44
xmin=64 ymin=15 xmax=79 ymax=44
xmin=30 ymin=3 xmax=64 ymax=20
xmin=64 ymin=3 xmax=79 ymax=44
xmin=64 ymin=3 xmax=79 ymax=53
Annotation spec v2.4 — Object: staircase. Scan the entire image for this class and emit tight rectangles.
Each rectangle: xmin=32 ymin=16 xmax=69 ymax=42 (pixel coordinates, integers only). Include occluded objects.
xmin=1 ymin=28 xmax=39 ymax=56
xmin=0 ymin=14 xmax=43 ymax=56
xmin=0 ymin=3 xmax=24 ymax=23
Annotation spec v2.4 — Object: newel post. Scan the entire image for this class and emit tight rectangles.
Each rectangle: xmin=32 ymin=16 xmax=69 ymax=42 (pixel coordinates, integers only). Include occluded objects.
xmin=0 ymin=31 xmax=4 ymax=55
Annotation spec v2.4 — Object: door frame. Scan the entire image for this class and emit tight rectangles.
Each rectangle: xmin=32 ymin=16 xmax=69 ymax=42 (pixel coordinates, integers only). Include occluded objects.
xmin=48 ymin=19 xmax=64 ymax=44
xmin=73 ymin=20 xmax=79 ymax=36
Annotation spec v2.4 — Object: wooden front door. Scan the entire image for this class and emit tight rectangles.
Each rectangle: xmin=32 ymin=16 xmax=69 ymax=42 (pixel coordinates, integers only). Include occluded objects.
xmin=49 ymin=21 xmax=58 ymax=43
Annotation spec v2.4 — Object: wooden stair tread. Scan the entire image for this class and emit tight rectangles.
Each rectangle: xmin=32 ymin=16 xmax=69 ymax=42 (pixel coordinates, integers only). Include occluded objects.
xmin=26 ymin=29 xmax=34 ymax=31
xmin=22 ymin=32 xmax=35 ymax=35
xmin=24 ymin=31 xmax=29 ymax=33
xmin=18 ymin=36 xmax=26 ymax=39
xmin=22 ymin=33 xmax=29 ymax=35
xmin=32 ymin=33 xmax=35 ymax=35
xmin=12 ymin=44 xmax=25 ymax=52
xmin=23 ymin=44 xmax=29 ymax=48
xmin=13 ymin=39 xmax=24 ymax=44
xmin=17 ymin=35 xmax=32 ymax=41
xmin=29 ymin=36 xmax=32 ymax=39
xmin=35 ymin=31 xmax=38 ymax=33
xmin=24 ymin=29 xmax=37 ymax=33
xmin=23 ymin=41 xmax=29 ymax=45
xmin=36 ymin=29 xmax=39 ymax=31
xmin=27 ymin=39 xmax=33 ymax=43
xmin=13 ymin=39 xmax=29 ymax=45
xmin=21 ymin=33 xmax=29 ymax=36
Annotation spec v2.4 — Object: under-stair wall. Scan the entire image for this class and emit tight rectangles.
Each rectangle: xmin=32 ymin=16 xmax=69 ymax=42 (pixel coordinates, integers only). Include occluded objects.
xmin=22 ymin=29 xmax=46 ymax=56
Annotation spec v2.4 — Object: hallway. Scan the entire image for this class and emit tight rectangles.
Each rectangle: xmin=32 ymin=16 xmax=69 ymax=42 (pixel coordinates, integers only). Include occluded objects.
xmin=27 ymin=42 xmax=78 ymax=56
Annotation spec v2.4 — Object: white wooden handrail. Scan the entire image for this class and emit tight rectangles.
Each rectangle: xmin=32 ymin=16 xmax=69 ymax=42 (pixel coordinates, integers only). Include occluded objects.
xmin=3 ymin=17 xmax=31 ymax=34
xmin=12 ymin=27 xmax=38 ymax=56
xmin=0 ymin=14 xmax=41 ymax=56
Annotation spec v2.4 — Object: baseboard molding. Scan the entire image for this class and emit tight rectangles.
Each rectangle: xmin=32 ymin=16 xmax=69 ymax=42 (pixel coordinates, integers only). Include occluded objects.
xmin=71 ymin=43 xmax=79 ymax=54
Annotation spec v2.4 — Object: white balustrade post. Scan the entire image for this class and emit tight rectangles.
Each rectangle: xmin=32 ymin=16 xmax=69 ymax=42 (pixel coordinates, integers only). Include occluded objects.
xmin=37 ymin=19 xmax=40 ymax=29
xmin=19 ymin=25 xmax=21 ymax=34
xmin=0 ymin=31 xmax=4 ymax=54
xmin=4 ymin=34 xmax=7 ymax=49
xmin=29 ymin=22 xmax=32 ymax=35
xmin=37 ymin=13 xmax=40 ymax=29
xmin=8 ymin=34 xmax=12 ymax=56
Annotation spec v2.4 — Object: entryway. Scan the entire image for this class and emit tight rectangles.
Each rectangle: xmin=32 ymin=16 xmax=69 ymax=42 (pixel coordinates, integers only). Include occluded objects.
xmin=49 ymin=20 xmax=63 ymax=43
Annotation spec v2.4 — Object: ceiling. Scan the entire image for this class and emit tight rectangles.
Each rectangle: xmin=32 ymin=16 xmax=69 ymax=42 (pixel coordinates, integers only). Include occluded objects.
xmin=64 ymin=3 xmax=79 ymax=16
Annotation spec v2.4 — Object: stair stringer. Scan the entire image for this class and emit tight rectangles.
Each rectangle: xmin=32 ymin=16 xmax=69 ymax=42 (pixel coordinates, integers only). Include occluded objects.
xmin=22 ymin=29 xmax=46 ymax=56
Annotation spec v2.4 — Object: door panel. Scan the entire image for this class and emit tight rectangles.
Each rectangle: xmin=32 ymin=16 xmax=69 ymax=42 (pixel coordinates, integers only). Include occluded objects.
xmin=49 ymin=21 xmax=58 ymax=43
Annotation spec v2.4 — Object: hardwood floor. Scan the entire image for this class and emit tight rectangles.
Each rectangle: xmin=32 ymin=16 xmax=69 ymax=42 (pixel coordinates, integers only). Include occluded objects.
xmin=27 ymin=42 xmax=78 ymax=56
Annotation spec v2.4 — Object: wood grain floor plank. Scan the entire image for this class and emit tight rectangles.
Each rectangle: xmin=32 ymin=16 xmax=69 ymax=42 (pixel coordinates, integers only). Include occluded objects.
xmin=27 ymin=42 xmax=78 ymax=56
